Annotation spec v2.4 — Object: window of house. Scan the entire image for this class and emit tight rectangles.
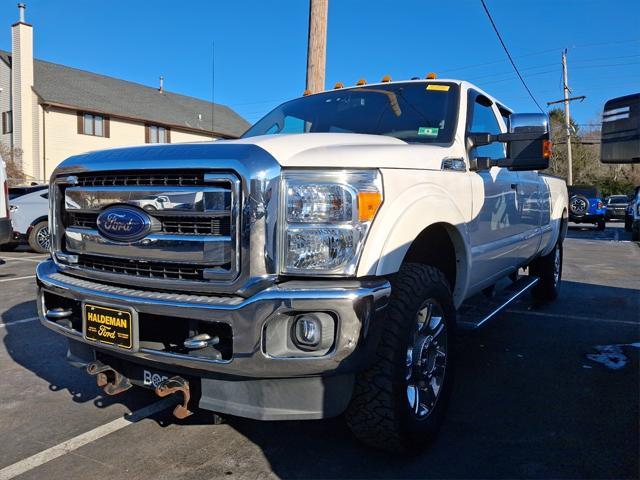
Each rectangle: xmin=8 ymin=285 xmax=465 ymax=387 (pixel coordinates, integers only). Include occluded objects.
xmin=146 ymin=124 xmax=171 ymax=143
xmin=78 ymin=112 xmax=109 ymax=137
xmin=2 ymin=111 xmax=12 ymax=134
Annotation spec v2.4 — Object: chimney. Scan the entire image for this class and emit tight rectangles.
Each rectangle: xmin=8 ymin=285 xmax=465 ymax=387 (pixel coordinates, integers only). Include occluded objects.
xmin=158 ymin=75 xmax=164 ymax=93
xmin=11 ymin=3 xmax=37 ymax=180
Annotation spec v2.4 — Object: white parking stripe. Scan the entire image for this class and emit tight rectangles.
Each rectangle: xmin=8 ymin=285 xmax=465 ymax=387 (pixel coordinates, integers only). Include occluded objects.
xmin=506 ymin=309 xmax=639 ymax=326
xmin=0 ymin=275 xmax=36 ymax=283
xmin=0 ymin=317 xmax=38 ymax=328
xmin=0 ymin=257 xmax=44 ymax=263
xmin=0 ymin=397 xmax=176 ymax=480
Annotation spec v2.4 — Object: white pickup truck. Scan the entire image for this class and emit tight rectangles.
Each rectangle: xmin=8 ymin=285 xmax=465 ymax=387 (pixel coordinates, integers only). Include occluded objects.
xmin=37 ymin=77 xmax=568 ymax=452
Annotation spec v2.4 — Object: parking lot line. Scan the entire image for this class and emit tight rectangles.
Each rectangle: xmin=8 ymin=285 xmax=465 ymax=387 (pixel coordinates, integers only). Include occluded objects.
xmin=0 ymin=275 xmax=36 ymax=283
xmin=0 ymin=256 xmax=45 ymax=263
xmin=0 ymin=317 xmax=38 ymax=328
xmin=506 ymin=309 xmax=639 ymax=326
xmin=0 ymin=397 xmax=176 ymax=480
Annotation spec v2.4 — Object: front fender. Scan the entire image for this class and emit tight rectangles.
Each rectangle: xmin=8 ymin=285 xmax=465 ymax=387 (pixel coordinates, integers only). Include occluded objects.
xmin=357 ymin=176 xmax=471 ymax=304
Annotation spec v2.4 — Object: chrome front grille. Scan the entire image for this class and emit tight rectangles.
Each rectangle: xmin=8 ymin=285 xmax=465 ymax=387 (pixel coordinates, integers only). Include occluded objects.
xmin=77 ymin=254 xmax=207 ymax=281
xmin=66 ymin=212 xmax=232 ymax=236
xmin=75 ymin=172 xmax=204 ymax=187
xmin=55 ymin=170 xmax=240 ymax=290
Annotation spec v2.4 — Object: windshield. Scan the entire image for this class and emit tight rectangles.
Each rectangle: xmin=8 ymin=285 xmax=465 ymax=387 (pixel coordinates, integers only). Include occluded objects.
xmin=243 ymin=82 xmax=460 ymax=144
xmin=608 ymin=197 xmax=628 ymax=204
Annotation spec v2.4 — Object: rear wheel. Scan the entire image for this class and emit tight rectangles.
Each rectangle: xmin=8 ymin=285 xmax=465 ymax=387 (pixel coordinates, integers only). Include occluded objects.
xmin=346 ymin=263 xmax=455 ymax=453
xmin=28 ymin=221 xmax=50 ymax=254
xmin=530 ymin=241 xmax=562 ymax=301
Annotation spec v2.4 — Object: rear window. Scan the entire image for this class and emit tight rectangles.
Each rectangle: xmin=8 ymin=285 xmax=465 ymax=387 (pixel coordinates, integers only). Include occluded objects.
xmin=569 ymin=186 xmax=600 ymax=198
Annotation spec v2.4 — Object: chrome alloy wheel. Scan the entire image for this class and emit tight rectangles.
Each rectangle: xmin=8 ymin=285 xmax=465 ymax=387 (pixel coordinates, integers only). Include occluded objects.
xmin=405 ymin=299 xmax=447 ymax=418
xmin=37 ymin=226 xmax=50 ymax=251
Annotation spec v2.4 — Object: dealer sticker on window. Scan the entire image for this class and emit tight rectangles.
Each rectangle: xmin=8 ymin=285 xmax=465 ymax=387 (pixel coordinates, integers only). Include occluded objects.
xmin=418 ymin=127 xmax=439 ymax=136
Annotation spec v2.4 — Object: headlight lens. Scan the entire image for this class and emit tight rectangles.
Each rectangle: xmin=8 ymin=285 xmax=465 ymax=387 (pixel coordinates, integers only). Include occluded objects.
xmin=281 ymin=170 xmax=382 ymax=275
xmin=287 ymin=184 xmax=353 ymax=223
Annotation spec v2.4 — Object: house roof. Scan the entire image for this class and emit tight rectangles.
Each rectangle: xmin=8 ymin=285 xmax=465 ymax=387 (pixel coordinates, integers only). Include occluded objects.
xmin=0 ymin=51 xmax=250 ymax=138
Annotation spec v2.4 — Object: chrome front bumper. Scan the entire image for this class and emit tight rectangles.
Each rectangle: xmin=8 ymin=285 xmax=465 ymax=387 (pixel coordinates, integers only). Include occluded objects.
xmin=36 ymin=259 xmax=391 ymax=379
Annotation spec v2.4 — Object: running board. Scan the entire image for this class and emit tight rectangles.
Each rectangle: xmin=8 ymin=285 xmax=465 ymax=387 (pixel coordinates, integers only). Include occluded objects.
xmin=457 ymin=275 xmax=539 ymax=330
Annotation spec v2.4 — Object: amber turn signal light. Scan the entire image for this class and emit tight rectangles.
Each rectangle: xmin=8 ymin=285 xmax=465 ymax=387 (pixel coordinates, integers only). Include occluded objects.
xmin=358 ymin=192 xmax=383 ymax=222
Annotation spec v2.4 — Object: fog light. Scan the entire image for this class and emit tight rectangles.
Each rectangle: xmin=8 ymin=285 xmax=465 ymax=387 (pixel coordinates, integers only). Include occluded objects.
xmin=293 ymin=315 xmax=322 ymax=348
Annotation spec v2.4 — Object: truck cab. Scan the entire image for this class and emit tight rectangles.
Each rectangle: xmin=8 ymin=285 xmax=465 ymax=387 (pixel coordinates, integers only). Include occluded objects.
xmin=37 ymin=77 xmax=567 ymax=452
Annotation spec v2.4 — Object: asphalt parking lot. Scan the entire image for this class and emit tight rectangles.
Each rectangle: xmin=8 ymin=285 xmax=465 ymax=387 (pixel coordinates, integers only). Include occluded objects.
xmin=1 ymin=223 xmax=638 ymax=480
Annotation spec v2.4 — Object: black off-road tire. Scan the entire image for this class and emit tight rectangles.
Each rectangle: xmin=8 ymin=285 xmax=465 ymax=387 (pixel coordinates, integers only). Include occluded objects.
xmin=632 ymin=225 xmax=640 ymax=242
xmin=27 ymin=221 xmax=50 ymax=254
xmin=529 ymin=241 xmax=562 ymax=301
xmin=625 ymin=217 xmax=632 ymax=232
xmin=596 ymin=219 xmax=606 ymax=231
xmin=345 ymin=263 xmax=456 ymax=453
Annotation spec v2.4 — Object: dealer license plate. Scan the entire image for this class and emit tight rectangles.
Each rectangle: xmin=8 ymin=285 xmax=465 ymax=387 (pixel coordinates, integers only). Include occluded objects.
xmin=83 ymin=304 xmax=133 ymax=349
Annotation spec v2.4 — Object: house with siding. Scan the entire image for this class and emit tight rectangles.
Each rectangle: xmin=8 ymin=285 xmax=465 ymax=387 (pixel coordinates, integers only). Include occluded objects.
xmin=1 ymin=4 xmax=249 ymax=183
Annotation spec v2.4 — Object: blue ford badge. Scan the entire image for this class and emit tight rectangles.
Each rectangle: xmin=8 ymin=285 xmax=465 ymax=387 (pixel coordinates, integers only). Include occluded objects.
xmin=96 ymin=206 xmax=151 ymax=242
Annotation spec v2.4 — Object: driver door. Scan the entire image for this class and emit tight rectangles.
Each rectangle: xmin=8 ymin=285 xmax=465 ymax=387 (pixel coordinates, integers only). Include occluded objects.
xmin=466 ymin=92 xmax=524 ymax=291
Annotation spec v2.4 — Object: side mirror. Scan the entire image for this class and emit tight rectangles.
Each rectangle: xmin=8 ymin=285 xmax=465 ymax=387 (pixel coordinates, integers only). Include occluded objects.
xmin=600 ymin=93 xmax=640 ymax=164
xmin=503 ymin=113 xmax=551 ymax=171
xmin=469 ymin=113 xmax=551 ymax=171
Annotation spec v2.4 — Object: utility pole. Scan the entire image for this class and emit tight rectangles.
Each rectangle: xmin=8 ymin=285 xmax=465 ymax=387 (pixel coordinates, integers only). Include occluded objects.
xmin=547 ymin=50 xmax=586 ymax=186
xmin=562 ymin=49 xmax=573 ymax=186
xmin=305 ymin=0 xmax=328 ymax=94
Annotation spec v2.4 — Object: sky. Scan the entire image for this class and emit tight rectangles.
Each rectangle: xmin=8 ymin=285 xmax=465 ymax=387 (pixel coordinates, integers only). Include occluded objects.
xmin=0 ymin=0 xmax=638 ymax=130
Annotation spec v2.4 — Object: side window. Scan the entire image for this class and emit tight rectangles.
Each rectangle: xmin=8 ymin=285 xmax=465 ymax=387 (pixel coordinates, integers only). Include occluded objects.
xmin=469 ymin=95 xmax=505 ymax=160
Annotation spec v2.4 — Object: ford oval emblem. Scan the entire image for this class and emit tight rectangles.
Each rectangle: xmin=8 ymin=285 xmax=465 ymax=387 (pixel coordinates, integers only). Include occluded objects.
xmin=96 ymin=206 xmax=151 ymax=242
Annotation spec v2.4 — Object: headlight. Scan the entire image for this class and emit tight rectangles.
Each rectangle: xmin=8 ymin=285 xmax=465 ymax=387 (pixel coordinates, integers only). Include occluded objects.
xmin=281 ymin=170 xmax=383 ymax=275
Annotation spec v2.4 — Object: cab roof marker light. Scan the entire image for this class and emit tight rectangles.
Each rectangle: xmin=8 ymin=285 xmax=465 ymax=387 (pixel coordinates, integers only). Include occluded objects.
xmin=381 ymin=75 xmax=392 ymax=83
xmin=334 ymin=82 xmax=344 ymax=89
xmin=303 ymin=89 xmax=311 ymax=96
xmin=356 ymin=78 xmax=366 ymax=86
xmin=426 ymin=72 xmax=437 ymax=79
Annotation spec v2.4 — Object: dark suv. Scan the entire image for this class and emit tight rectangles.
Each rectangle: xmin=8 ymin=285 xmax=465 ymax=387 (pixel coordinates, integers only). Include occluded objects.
xmin=605 ymin=195 xmax=630 ymax=221
xmin=568 ymin=185 xmax=606 ymax=230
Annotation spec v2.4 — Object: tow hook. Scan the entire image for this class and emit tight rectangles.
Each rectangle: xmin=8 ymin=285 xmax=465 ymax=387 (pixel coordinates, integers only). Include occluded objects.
xmin=155 ymin=376 xmax=193 ymax=419
xmin=86 ymin=360 xmax=132 ymax=396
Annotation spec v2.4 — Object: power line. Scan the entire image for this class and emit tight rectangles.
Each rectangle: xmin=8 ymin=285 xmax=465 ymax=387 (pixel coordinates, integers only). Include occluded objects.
xmin=479 ymin=0 xmax=544 ymax=112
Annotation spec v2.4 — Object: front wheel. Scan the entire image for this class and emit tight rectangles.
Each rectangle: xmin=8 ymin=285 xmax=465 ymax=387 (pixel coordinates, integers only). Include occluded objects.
xmin=345 ymin=263 xmax=455 ymax=453
xmin=529 ymin=241 xmax=562 ymax=301
xmin=28 ymin=221 xmax=50 ymax=254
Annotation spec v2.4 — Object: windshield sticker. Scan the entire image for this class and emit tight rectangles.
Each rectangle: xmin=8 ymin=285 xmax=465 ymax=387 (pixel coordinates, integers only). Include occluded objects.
xmin=426 ymin=84 xmax=450 ymax=92
xmin=418 ymin=127 xmax=439 ymax=136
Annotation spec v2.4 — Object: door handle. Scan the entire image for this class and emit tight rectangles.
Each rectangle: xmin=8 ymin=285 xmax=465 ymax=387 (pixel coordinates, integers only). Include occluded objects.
xmin=510 ymin=183 xmax=518 ymax=190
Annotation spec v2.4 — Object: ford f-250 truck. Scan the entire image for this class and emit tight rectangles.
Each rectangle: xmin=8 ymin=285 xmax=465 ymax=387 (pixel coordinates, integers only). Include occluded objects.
xmin=37 ymin=78 xmax=568 ymax=452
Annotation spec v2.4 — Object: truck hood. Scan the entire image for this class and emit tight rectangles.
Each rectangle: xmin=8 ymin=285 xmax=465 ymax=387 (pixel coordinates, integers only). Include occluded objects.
xmin=227 ymin=133 xmax=456 ymax=170
xmin=55 ymin=133 xmax=458 ymax=176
